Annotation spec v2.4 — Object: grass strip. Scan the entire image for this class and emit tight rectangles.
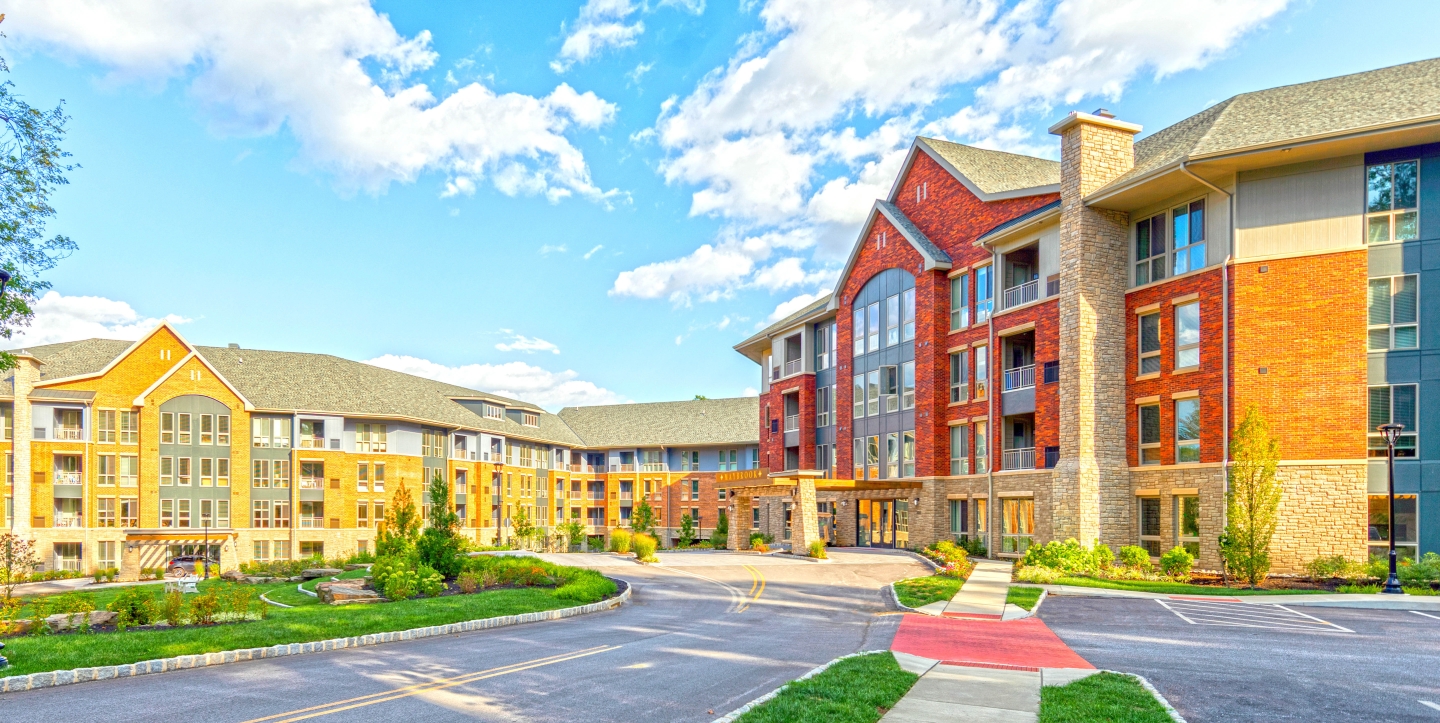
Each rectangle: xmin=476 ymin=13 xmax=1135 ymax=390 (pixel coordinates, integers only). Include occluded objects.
xmin=1049 ymin=576 xmax=1326 ymax=596
xmin=1040 ymin=672 xmax=1172 ymax=723
xmin=893 ymin=575 xmax=963 ymax=608
xmin=736 ymin=652 xmax=918 ymax=723
xmin=2 ymin=583 xmax=576 ymax=676
xmin=1006 ymin=586 xmax=1043 ymax=611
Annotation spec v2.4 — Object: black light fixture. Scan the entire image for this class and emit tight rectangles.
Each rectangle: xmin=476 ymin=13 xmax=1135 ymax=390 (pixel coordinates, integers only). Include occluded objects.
xmin=1378 ymin=422 xmax=1406 ymax=595
xmin=0 ymin=269 xmax=11 ymax=299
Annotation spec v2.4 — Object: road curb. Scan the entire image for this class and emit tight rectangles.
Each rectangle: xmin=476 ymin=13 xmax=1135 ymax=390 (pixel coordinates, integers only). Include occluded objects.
xmin=712 ymin=649 xmax=890 ymax=723
xmin=888 ymin=582 xmax=924 ymax=613
xmin=1104 ymin=670 xmax=1187 ymax=723
xmin=0 ymin=577 xmax=631 ymax=694
xmin=1003 ymin=588 xmax=1049 ymax=620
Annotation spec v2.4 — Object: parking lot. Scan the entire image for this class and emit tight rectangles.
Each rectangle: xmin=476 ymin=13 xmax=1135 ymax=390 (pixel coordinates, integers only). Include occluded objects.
xmin=1040 ymin=596 xmax=1440 ymax=722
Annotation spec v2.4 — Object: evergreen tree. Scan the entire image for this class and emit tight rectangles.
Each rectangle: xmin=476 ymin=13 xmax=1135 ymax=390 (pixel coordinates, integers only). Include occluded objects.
xmin=710 ymin=509 xmax=729 ymax=549
xmin=417 ymin=469 xmax=464 ymax=578
xmin=631 ymin=499 xmax=656 ymax=536
xmin=376 ymin=481 xmax=420 ymax=558
xmin=1224 ymin=405 xmax=1282 ymax=588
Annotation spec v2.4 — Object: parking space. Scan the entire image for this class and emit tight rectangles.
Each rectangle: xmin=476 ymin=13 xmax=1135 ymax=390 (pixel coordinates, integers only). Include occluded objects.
xmin=1155 ymin=598 xmax=1355 ymax=633
xmin=1042 ymin=596 xmax=1440 ymax=722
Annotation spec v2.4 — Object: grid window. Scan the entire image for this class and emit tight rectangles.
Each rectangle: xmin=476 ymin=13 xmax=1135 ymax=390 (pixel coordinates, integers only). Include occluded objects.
xmin=177 ymin=413 xmax=192 ymax=445
xmin=853 ymin=308 xmax=865 ymax=357
xmin=902 ymin=431 xmax=915 ymax=478
xmin=217 ymin=458 xmax=229 ymax=487
xmin=1368 ymin=384 xmax=1418 ymax=457
xmin=1171 ymin=200 xmax=1206 ymax=276
xmin=1139 ymin=313 xmax=1161 ymax=375
xmin=974 ymin=346 xmax=988 ymax=399
xmin=217 ymin=415 xmax=230 ymax=445
xmin=177 ymin=457 xmax=192 ymax=486
xmin=253 ymin=459 xmax=271 ymax=488
xmin=852 ymin=375 xmax=865 ymax=419
xmin=816 ymin=385 xmax=832 ymax=428
xmin=253 ymin=500 xmax=272 ymax=528
xmin=866 ymin=302 xmax=880 ymax=352
xmin=975 ymin=265 xmax=993 ymax=322
xmin=950 ymin=274 xmax=969 ymax=330
xmin=1177 ymin=496 xmax=1200 ymax=557
xmin=885 ymin=432 xmax=899 ymax=478
xmin=358 ymin=501 xmax=369 ymax=528
xmin=1174 ymin=302 xmax=1200 ymax=369
xmin=98 ymin=455 xmax=117 ymax=485
xmin=1139 ymin=404 xmax=1161 ymax=465
xmin=98 ymin=498 xmax=116 ymax=527
xmin=866 ymin=369 xmax=880 ymax=417
xmin=974 ymin=421 xmax=988 ymax=474
xmin=1138 ymin=497 xmax=1162 ymax=556
xmin=866 ymin=435 xmax=880 ymax=480
xmin=358 ymin=462 xmax=369 ymax=492
xmin=1001 ymin=498 xmax=1034 ymax=554
xmin=1366 ymin=160 xmax=1419 ymax=244
xmin=902 ymin=288 xmax=916 ymax=341
xmin=160 ymin=456 xmax=173 ymax=486
xmin=120 ymin=455 xmax=138 ymax=486
xmin=217 ymin=500 xmax=229 ymax=528
xmin=161 ymin=413 xmax=175 ymax=444
xmin=950 ymin=424 xmax=970 ymax=476
xmin=120 ymin=498 xmax=138 ymax=528
xmin=886 ymin=294 xmax=900 ymax=347
xmin=950 ymin=352 xmax=968 ymax=403
xmin=372 ymin=463 xmax=383 ymax=492
xmin=97 ymin=410 xmax=116 ymax=443
xmin=1175 ymin=398 xmax=1201 ymax=463
xmin=160 ymin=499 xmax=175 ymax=528
xmin=1134 ymin=214 xmax=1167 ymax=285
xmin=200 ymin=414 xmax=214 ymax=445
xmin=901 ymin=361 xmax=915 ymax=410
xmin=1369 ymin=494 xmax=1418 ymax=559
xmin=1368 ymin=275 xmax=1419 ymax=350
xmin=274 ymin=501 xmax=291 ymax=528
xmin=200 ymin=457 xmax=214 ymax=487
xmin=880 ymin=365 xmax=898 ymax=413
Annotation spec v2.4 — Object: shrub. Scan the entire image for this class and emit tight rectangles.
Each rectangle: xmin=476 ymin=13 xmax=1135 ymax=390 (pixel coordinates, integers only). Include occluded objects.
xmin=1016 ymin=565 xmax=1065 ymax=584
xmin=456 ymin=571 xmax=479 ymax=594
xmin=417 ymin=470 xmax=465 ymax=578
xmin=1022 ymin=539 xmax=1095 ymax=575
xmin=227 ymin=585 xmax=256 ymax=620
xmin=382 ymin=569 xmax=419 ymax=601
xmin=633 ymin=533 xmax=658 ymax=562
xmin=809 ymin=540 xmax=828 ymax=559
xmin=370 ymin=553 xmax=418 ymax=596
xmin=678 ymin=514 xmax=696 ymax=549
xmin=926 ymin=540 xmax=968 ymax=566
xmin=1159 ymin=546 xmax=1195 ymax=581
xmin=416 ymin=564 xmax=445 ymax=597
xmin=190 ymin=588 xmax=222 ymax=625
xmin=959 ymin=535 xmax=987 ymax=557
xmin=553 ymin=571 xmax=618 ymax=604
xmin=161 ymin=590 xmax=187 ymax=627
xmin=1338 ymin=583 xmax=1381 ymax=594
xmin=711 ymin=510 xmax=729 ymax=549
xmin=108 ymin=586 xmax=157 ymax=629
xmin=609 ymin=528 xmax=633 ymax=554
xmin=1306 ymin=555 xmax=1364 ymax=582
xmin=1091 ymin=544 xmax=1114 ymax=571
xmin=1116 ymin=545 xmax=1152 ymax=571
xmin=630 ymin=500 xmax=656 ymax=536
xmin=1400 ymin=552 xmax=1440 ymax=585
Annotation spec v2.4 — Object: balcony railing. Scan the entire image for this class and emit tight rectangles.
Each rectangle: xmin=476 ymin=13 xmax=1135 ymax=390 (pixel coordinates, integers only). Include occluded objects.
xmin=54 ymin=471 xmax=82 ymax=485
xmin=1002 ymin=447 xmax=1036 ymax=471
xmin=1003 ymin=364 xmax=1036 ymax=392
xmin=299 ymin=477 xmax=323 ymax=489
xmin=640 ymin=462 xmax=667 ymax=472
xmin=784 ymin=358 xmax=801 ymax=376
xmin=299 ymin=517 xmax=323 ymax=529
xmin=610 ymin=463 xmax=636 ymax=472
xmin=1003 ymin=279 xmax=1040 ymax=309
xmin=784 ymin=414 xmax=799 ymax=432
xmin=299 ymin=437 xmax=325 ymax=449
xmin=54 ymin=427 xmax=84 ymax=441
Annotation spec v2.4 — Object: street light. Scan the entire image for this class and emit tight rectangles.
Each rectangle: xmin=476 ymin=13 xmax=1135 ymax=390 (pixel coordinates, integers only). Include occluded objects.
xmin=1378 ymin=422 xmax=1405 ymax=595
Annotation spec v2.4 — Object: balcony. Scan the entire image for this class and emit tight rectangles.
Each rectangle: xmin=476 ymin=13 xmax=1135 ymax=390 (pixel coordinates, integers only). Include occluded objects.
xmin=784 ymin=414 xmax=799 ymax=432
xmin=1002 ymin=279 xmax=1040 ymax=309
xmin=54 ymin=471 xmax=82 ymax=485
xmin=54 ymin=427 xmax=84 ymax=441
xmin=298 ymin=477 xmax=323 ymax=490
xmin=299 ymin=437 xmax=325 ymax=449
xmin=1002 ymin=447 xmax=1036 ymax=471
xmin=299 ymin=516 xmax=324 ymax=529
xmin=1003 ymin=365 xmax=1036 ymax=392
xmin=610 ymin=463 xmax=636 ymax=472
xmin=783 ymin=358 xmax=801 ymax=376
xmin=639 ymin=462 xmax=667 ymax=472
xmin=54 ymin=515 xmax=84 ymax=528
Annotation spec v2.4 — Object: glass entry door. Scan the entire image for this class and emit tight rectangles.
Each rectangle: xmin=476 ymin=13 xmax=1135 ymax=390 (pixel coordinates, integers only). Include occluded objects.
xmin=857 ymin=500 xmax=902 ymax=548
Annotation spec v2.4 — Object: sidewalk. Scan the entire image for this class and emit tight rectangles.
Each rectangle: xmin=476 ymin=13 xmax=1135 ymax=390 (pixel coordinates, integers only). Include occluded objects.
xmin=883 ymin=652 xmax=1099 ymax=722
xmin=913 ymin=558 xmax=1012 ymax=618
xmin=1038 ymin=583 xmax=1440 ymax=611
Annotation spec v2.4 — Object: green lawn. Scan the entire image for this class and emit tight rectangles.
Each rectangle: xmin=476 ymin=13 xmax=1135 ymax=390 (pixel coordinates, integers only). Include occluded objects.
xmin=2 ymin=576 xmax=591 ymax=676
xmin=1006 ymin=586 xmax=1043 ymax=611
xmin=1040 ymin=672 xmax=1172 ymax=723
xmin=1048 ymin=576 xmax=1327 ymax=596
xmin=736 ymin=652 xmax=918 ymax=723
xmin=893 ymin=575 xmax=963 ymax=608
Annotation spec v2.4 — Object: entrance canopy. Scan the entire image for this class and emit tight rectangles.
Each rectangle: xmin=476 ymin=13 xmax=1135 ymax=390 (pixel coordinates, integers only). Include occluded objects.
xmin=125 ymin=529 xmax=238 ymax=544
xmin=716 ymin=469 xmax=923 ymax=497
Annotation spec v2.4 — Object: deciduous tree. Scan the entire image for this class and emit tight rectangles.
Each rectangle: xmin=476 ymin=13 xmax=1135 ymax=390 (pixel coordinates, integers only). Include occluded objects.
xmin=1224 ymin=405 xmax=1282 ymax=588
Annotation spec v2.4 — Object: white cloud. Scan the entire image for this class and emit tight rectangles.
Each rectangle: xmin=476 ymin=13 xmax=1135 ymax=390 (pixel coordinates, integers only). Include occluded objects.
xmin=553 ymin=0 xmax=645 ymax=73
xmin=675 ymin=335 xmax=683 ymax=345
xmin=8 ymin=291 xmax=191 ymax=347
xmin=765 ymin=289 xmax=828 ymax=324
xmin=742 ymin=386 xmax=759 ymax=397
xmin=539 ymin=244 xmax=568 ymax=255
xmin=365 ymin=354 xmax=624 ymax=410
xmin=6 ymin=0 xmax=618 ymax=202
xmin=627 ymin=61 xmax=655 ymax=85
xmin=583 ymin=244 xmax=605 ymax=259
xmin=494 ymin=332 xmax=561 ymax=355
xmin=608 ymin=227 xmax=814 ymax=304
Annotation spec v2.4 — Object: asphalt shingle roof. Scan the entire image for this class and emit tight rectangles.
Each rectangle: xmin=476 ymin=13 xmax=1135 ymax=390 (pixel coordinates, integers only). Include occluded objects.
xmin=557 ymin=397 xmax=759 ymax=447
xmin=1097 ymin=57 xmax=1440 ymax=195
xmin=735 ymin=292 xmax=834 ymax=350
xmin=918 ymin=137 xmax=1060 ymax=195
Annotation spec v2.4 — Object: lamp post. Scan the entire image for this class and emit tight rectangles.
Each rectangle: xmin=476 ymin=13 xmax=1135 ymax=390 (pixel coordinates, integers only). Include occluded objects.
xmin=202 ymin=520 xmax=210 ymax=581
xmin=1378 ymin=422 xmax=1405 ymax=595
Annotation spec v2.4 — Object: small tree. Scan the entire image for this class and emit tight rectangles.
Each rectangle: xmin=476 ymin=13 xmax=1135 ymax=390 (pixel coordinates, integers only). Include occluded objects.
xmin=631 ymin=500 xmax=656 ymax=536
xmin=1224 ymin=405 xmax=1282 ymax=588
xmin=418 ymin=469 xmax=464 ymax=578
xmin=560 ymin=519 xmax=586 ymax=551
xmin=512 ymin=507 xmax=535 ymax=550
xmin=0 ymin=534 xmax=38 ymax=600
xmin=710 ymin=509 xmax=729 ymax=549
xmin=678 ymin=514 xmax=696 ymax=548
xmin=376 ymin=481 xmax=421 ymax=559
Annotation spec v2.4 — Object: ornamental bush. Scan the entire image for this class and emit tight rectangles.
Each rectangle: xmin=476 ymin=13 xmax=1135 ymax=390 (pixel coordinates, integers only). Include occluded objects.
xmin=609 ymin=528 xmax=633 ymax=554
xmin=1021 ymin=538 xmax=1095 ymax=575
xmin=809 ymin=540 xmax=828 ymax=559
xmin=108 ymin=586 xmax=157 ymax=630
xmin=633 ymin=533 xmax=658 ymax=562
xmin=1159 ymin=546 xmax=1195 ymax=581
xmin=710 ymin=510 xmax=729 ymax=549
xmin=1118 ymin=545 xmax=1152 ymax=572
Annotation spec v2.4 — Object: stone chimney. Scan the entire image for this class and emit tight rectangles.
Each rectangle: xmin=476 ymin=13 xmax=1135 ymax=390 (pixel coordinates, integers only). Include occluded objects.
xmin=1048 ymin=111 xmax=1141 ymax=549
xmin=10 ymin=353 xmax=41 ymax=534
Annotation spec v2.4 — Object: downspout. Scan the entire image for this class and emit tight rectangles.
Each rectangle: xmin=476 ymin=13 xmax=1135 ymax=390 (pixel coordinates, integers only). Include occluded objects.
xmin=987 ymin=246 xmax=998 ymax=558
xmin=1179 ymin=161 xmax=1234 ymax=561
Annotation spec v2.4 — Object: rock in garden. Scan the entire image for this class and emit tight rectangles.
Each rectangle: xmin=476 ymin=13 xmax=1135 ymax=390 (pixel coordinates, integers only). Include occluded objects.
xmin=302 ymin=568 xmax=342 ymax=579
xmin=343 ymin=564 xmax=370 ymax=571
xmin=44 ymin=610 xmax=118 ymax=632
xmin=315 ymin=581 xmax=382 ymax=605
xmin=221 ymin=569 xmax=246 ymax=582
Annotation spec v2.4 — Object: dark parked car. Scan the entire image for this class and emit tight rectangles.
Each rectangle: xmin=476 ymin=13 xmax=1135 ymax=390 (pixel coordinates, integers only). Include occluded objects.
xmin=166 ymin=555 xmax=217 ymax=576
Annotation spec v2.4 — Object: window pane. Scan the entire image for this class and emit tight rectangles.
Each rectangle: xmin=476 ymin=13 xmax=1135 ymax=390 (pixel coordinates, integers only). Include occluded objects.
xmin=1189 ymin=200 xmax=1205 ymax=244
xmin=853 ymin=375 xmax=865 ymax=418
xmin=1172 ymin=207 xmax=1190 ymax=250
xmin=1393 ymin=325 xmax=1418 ymax=349
xmin=1368 ymin=215 xmax=1391 ymax=243
xmin=1369 ymin=328 xmax=1393 ymax=351
xmin=886 ymin=295 xmax=899 ymax=346
xmin=1392 ymin=385 xmax=1417 ymax=430
xmin=1140 ymin=498 xmax=1161 ymax=536
xmin=1393 ymin=276 xmax=1417 ymax=324
xmin=1394 ymin=161 xmax=1417 ymax=209
xmin=1368 ymin=386 xmax=1391 ymax=430
xmin=1175 ymin=302 xmax=1200 ymax=367
xmin=1140 ymin=405 xmax=1160 ymax=445
xmin=1368 ymin=279 xmax=1393 ymax=325
xmin=1136 ymin=221 xmax=1151 ymax=260
xmin=902 ymin=289 xmax=915 ymax=341
xmin=853 ymin=309 xmax=865 ymax=356
xmin=1396 ymin=211 xmax=1419 ymax=241
xmin=867 ymin=302 xmax=880 ymax=352
xmin=1368 ymin=164 xmax=1392 ymax=213
xmin=1135 ymin=262 xmax=1149 ymax=286
xmin=1181 ymin=497 xmax=1200 ymax=538
xmin=1140 ymin=314 xmax=1160 ymax=353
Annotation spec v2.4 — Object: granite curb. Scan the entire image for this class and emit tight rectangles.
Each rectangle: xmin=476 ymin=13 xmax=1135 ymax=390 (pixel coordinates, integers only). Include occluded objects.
xmin=0 ymin=577 xmax=631 ymax=694
xmin=712 ymin=649 xmax=889 ymax=723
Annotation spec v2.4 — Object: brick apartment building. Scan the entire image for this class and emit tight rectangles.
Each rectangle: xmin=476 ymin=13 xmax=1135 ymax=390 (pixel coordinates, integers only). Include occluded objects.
xmin=733 ymin=59 xmax=1440 ymax=571
xmin=3 ymin=325 xmax=757 ymax=576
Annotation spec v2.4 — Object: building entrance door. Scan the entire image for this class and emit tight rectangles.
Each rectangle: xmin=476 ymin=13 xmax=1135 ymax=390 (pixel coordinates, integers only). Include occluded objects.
xmin=856 ymin=499 xmax=909 ymax=548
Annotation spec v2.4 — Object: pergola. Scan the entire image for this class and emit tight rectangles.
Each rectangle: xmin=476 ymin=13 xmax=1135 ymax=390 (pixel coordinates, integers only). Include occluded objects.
xmin=717 ymin=470 xmax=922 ymax=550
xmin=122 ymin=528 xmax=241 ymax=577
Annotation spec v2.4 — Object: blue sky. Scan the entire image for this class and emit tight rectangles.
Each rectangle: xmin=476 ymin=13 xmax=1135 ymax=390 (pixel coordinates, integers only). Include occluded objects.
xmin=3 ymin=0 xmax=1439 ymax=409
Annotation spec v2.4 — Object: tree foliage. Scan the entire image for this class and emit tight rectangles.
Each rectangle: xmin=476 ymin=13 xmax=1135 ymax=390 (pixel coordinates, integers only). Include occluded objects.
xmin=512 ymin=507 xmax=535 ymax=549
xmin=0 ymin=533 xmax=37 ymax=599
xmin=376 ymin=481 xmax=420 ymax=558
xmin=710 ymin=509 xmax=729 ymax=549
xmin=678 ymin=514 xmax=696 ymax=548
xmin=417 ymin=469 xmax=464 ymax=578
xmin=0 ymin=17 xmax=78 ymax=368
xmin=630 ymin=499 xmax=656 ymax=536
xmin=1224 ymin=405 xmax=1282 ymax=588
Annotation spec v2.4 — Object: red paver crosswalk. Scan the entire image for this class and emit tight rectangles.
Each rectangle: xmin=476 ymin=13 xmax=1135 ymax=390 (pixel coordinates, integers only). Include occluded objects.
xmin=890 ymin=614 xmax=1094 ymax=669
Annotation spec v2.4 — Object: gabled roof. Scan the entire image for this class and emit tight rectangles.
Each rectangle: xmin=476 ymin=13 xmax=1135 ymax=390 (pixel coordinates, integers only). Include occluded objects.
xmin=557 ymin=397 xmax=758 ymax=447
xmin=826 ymin=201 xmax=951 ymax=312
xmin=976 ymin=200 xmax=1061 ymax=246
xmin=890 ymin=137 xmax=1060 ymax=203
xmin=734 ymin=292 xmax=834 ymax=354
xmin=1091 ymin=57 xmax=1440 ymax=199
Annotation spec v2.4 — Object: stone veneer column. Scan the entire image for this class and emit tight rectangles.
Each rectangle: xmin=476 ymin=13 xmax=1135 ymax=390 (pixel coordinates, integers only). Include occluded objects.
xmin=729 ymin=495 xmax=752 ymax=550
xmin=791 ymin=479 xmax=820 ymax=553
xmin=1048 ymin=112 xmax=1140 ymax=549
xmin=10 ymin=354 xmax=40 ymax=535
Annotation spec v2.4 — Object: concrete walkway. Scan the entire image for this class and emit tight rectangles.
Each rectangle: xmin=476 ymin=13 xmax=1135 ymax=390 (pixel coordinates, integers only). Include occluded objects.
xmin=914 ymin=557 xmax=1012 ymax=617
xmin=1038 ymin=583 xmax=1440 ymax=611
xmin=884 ymin=652 xmax=1098 ymax=723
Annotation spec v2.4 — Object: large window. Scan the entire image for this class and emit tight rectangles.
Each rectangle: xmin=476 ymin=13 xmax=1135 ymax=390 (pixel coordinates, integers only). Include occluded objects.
xmin=1174 ymin=302 xmax=1200 ymax=369
xmin=950 ymin=424 xmax=969 ymax=475
xmin=950 ymin=499 xmax=968 ymax=537
xmin=1369 ymin=494 xmax=1418 ymax=559
xmin=852 ymin=375 xmax=864 ymax=418
xmin=1001 ymin=498 xmax=1033 ymax=554
xmin=885 ymin=432 xmax=899 ymax=478
xmin=950 ymin=274 xmax=969 ymax=330
xmin=886 ymin=294 xmax=900 ymax=346
xmin=902 ymin=431 xmax=915 ymax=477
xmin=974 ymin=346 xmax=989 ymax=399
xmin=866 ymin=369 xmax=880 ymax=417
xmin=1175 ymin=398 xmax=1200 ymax=463
xmin=866 ymin=435 xmax=879 ymax=479
xmin=1366 ymin=160 xmax=1418 ymax=244
xmin=97 ymin=410 xmax=116 ymax=443
xmin=901 ymin=361 xmax=915 ymax=410
xmin=902 ymin=289 xmax=915 ymax=341
xmin=356 ymin=423 xmax=388 ymax=453
xmin=866 ymin=302 xmax=880 ymax=352
xmin=1138 ymin=312 xmax=1161 ymax=375
xmin=1135 ymin=214 xmax=1167 ymax=285
xmin=1138 ymin=497 xmax=1162 ymax=556
xmin=816 ymin=385 xmax=832 ymax=427
xmin=949 ymin=352 xmax=969 ymax=403
xmin=1138 ymin=404 xmax=1161 ymax=465
xmin=880 ymin=366 xmax=898 ymax=413
xmin=119 ymin=411 xmax=138 ymax=444
xmin=1177 ymin=496 xmax=1200 ymax=557
xmin=1171 ymin=200 xmax=1205 ymax=276
xmin=975 ymin=266 xmax=993 ymax=322
xmin=974 ymin=420 xmax=988 ymax=474
xmin=816 ymin=322 xmax=834 ymax=371
xmin=1368 ymin=275 xmax=1419 ymax=350
xmin=853 ymin=308 xmax=865 ymax=357
xmin=1368 ymin=384 xmax=1418 ymax=457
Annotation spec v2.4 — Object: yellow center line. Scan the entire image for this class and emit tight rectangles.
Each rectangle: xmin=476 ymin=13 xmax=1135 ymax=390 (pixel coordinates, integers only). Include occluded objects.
xmin=239 ymin=645 xmax=620 ymax=723
xmin=738 ymin=565 xmax=765 ymax=613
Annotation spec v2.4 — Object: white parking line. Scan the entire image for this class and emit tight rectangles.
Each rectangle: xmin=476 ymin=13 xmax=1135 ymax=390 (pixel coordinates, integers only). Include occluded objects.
xmin=1156 ymin=599 xmax=1353 ymax=633
xmin=1411 ymin=611 xmax=1440 ymax=621
xmin=1420 ymin=700 xmax=1440 ymax=712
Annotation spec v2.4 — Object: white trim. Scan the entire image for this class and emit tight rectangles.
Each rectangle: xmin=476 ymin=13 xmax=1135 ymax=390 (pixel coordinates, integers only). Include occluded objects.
xmin=826 ymin=201 xmax=951 ymax=313
xmin=130 ymin=352 xmax=256 ymax=411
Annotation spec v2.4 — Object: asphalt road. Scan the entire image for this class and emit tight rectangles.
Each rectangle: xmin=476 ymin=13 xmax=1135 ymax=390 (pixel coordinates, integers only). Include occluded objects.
xmin=0 ymin=550 xmax=924 ymax=723
xmin=1040 ymin=595 xmax=1440 ymax=723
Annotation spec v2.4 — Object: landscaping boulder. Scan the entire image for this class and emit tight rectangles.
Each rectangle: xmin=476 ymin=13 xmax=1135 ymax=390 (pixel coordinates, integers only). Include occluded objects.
xmin=26 ymin=610 xmax=120 ymax=634
xmin=315 ymin=580 xmax=382 ymax=605
xmin=220 ymin=569 xmax=246 ymax=582
xmin=344 ymin=564 xmax=371 ymax=571
xmin=301 ymin=568 xmax=341 ymax=579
